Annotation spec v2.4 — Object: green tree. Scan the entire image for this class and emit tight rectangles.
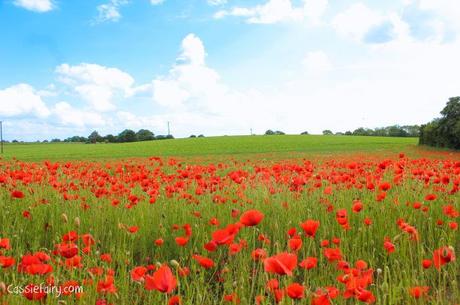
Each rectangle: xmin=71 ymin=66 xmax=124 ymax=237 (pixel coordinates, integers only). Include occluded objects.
xmin=117 ymin=129 xmax=137 ymax=143
xmin=104 ymin=134 xmax=117 ymax=143
xmin=88 ymin=131 xmax=102 ymax=144
xmin=420 ymin=97 xmax=460 ymax=149
xmin=387 ymin=125 xmax=408 ymax=137
xmin=136 ymin=129 xmax=155 ymax=141
xmin=322 ymin=130 xmax=333 ymax=135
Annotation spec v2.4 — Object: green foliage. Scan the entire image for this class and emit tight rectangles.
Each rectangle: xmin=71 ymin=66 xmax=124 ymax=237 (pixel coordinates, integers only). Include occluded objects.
xmin=117 ymin=129 xmax=137 ymax=143
xmin=322 ymin=130 xmax=333 ymax=135
xmin=136 ymin=129 xmax=155 ymax=141
xmin=349 ymin=125 xmax=417 ymax=137
xmin=420 ymin=97 xmax=460 ymax=149
xmin=265 ymin=130 xmax=285 ymax=135
xmin=88 ymin=131 xmax=103 ymax=143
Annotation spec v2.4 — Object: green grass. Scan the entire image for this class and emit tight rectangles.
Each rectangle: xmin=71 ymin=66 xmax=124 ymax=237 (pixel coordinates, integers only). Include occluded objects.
xmin=1 ymin=135 xmax=419 ymax=161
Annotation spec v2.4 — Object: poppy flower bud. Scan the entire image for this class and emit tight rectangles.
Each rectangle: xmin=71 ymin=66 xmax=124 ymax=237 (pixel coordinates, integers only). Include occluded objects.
xmin=61 ymin=213 xmax=68 ymax=223
xmin=74 ymin=217 xmax=80 ymax=227
xmin=232 ymin=281 xmax=238 ymax=288
xmin=170 ymin=260 xmax=180 ymax=268
xmin=155 ymin=262 xmax=162 ymax=268
xmin=376 ymin=268 xmax=383 ymax=275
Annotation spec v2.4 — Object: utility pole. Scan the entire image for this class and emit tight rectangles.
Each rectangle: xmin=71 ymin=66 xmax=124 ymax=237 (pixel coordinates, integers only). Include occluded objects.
xmin=250 ymin=128 xmax=253 ymax=136
xmin=167 ymin=121 xmax=170 ymax=136
xmin=0 ymin=121 xmax=3 ymax=154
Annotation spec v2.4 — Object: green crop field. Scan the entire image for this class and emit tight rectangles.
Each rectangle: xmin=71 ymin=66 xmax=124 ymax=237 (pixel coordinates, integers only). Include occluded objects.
xmin=1 ymin=135 xmax=421 ymax=161
xmin=2 ymin=135 xmax=460 ymax=305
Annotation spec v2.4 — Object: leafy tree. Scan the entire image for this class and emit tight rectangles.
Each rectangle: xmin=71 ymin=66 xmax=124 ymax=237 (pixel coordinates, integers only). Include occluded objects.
xmin=265 ymin=130 xmax=275 ymax=135
xmin=387 ymin=125 xmax=408 ymax=137
xmin=117 ymin=129 xmax=137 ymax=143
xmin=136 ymin=129 xmax=155 ymax=141
xmin=420 ymin=97 xmax=460 ymax=149
xmin=104 ymin=134 xmax=117 ymax=143
xmin=300 ymin=131 xmax=309 ymax=135
xmin=402 ymin=125 xmax=420 ymax=137
xmin=322 ymin=130 xmax=333 ymax=135
xmin=353 ymin=128 xmax=370 ymax=136
xmin=88 ymin=131 xmax=102 ymax=144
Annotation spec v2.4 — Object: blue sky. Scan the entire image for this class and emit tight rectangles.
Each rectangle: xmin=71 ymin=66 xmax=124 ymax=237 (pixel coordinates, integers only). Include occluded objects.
xmin=0 ymin=0 xmax=459 ymax=141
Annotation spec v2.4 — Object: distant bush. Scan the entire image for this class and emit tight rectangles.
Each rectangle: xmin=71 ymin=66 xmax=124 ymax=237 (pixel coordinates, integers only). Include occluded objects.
xmin=265 ymin=130 xmax=285 ymax=135
xmin=136 ymin=129 xmax=155 ymax=141
xmin=334 ymin=125 xmax=420 ymax=137
xmin=300 ymin=131 xmax=309 ymax=135
xmin=117 ymin=129 xmax=137 ymax=143
xmin=155 ymin=134 xmax=174 ymax=140
xmin=62 ymin=129 xmax=174 ymax=144
xmin=322 ymin=130 xmax=333 ymax=135
xmin=419 ymin=97 xmax=460 ymax=149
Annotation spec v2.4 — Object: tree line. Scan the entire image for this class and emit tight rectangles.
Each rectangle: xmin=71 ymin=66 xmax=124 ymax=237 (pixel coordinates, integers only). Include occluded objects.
xmin=265 ymin=125 xmax=420 ymax=137
xmin=419 ymin=97 xmax=460 ymax=149
xmin=63 ymin=129 xmax=174 ymax=144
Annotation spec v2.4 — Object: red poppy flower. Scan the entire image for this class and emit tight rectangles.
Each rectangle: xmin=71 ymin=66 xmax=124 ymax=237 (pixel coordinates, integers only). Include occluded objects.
xmin=145 ymin=265 xmax=177 ymax=293
xmin=323 ymin=248 xmax=342 ymax=262
xmin=11 ymin=190 xmax=25 ymax=199
xmin=422 ymin=259 xmax=432 ymax=269
xmin=300 ymin=220 xmax=320 ymax=238
xmin=433 ymin=246 xmax=455 ymax=269
xmin=264 ymin=252 xmax=297 ymax=276
xmin=299 ymin=257 xmax=318 ymax=270
xmin=192 ymin=254 xmax=215 ymax=269
xmin=286 ymin=282 xmax=304 ymax=299
xmin=409 ymin=286 xmax=429 ymax=299
xmin=239 ymin=210 xmax=264 ymax=227
xmin=23 ymin=284 xmax=46 ymax=300
xmin=131 ymin=266 xmax=147 ymax=282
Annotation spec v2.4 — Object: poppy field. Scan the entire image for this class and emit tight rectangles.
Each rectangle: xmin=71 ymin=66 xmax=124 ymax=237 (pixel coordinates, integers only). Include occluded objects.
xmin=0 ymin=140 xmax=459 ymax=305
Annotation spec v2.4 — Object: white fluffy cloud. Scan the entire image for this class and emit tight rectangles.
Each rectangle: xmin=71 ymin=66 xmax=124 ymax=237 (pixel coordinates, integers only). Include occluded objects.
xmin=418 ymin=0 xmax=460 ymax=27
xmin=214 ymin=0 xmax=328 ymax=24
xmin=332 ymin=3 xmax=385 ymax=42
xmin=150 ymin=0 xmax=165 ymax=5
xmin=152 ymin=34 xmax=225 ymax=111
xmin=56 ymin=63 xmax=135 ymax=112
xmin=94 ymin=0 xmax=129 ymax=23
xmin=207 ymin=0 xmax=226 ymax=6
xmin=13 ymin=0 xmax=53 ymax=12
xmin=331 ymin=3 xmax=411 ymax=44
xmin=53 ymin=102 xmax=106 ymax=127
xmin=0 ymin=84 xmax=50 ymax=118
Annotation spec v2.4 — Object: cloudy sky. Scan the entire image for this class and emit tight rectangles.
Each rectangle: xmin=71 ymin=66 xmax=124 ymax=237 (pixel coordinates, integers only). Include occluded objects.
xmin=0 ymin=0 xmax=459 ymax=141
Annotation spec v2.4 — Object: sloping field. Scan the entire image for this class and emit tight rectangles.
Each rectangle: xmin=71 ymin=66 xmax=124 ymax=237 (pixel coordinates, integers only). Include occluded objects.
xmin=1 ymin=135 xmax=420 ymax=161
